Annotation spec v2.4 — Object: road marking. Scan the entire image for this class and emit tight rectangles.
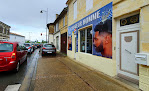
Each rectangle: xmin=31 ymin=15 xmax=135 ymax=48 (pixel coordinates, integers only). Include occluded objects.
xmin=4 ymin=84 xmax=21 ymax=91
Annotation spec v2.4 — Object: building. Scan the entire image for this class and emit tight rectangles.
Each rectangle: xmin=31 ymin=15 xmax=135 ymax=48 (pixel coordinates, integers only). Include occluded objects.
xmin=9 ymin=32 xmax=25 ymax=44
xmin=59 ymin=7 xmax=68 ymax=54
xmin=66 ymin=0 xmax=149 ymax=90
xmin=48 ymin=7 xmax=68 ymax=53
xmin=47 ymin=23 xmax=54 ymax=44
xmin=0 ymin=21 xmax=10 ymax=41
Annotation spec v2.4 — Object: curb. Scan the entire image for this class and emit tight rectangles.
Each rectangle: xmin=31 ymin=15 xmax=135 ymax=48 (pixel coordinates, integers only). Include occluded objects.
xmin=19 ymin=50 xmax=39 ymax=91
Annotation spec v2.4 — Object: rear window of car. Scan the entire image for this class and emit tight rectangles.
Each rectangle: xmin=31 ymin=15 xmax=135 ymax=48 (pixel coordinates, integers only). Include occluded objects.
xmin=24 ymin=44 xmax=30 ymax=47
xmin=44 ymin=44 xmax=54 ymax=47
xmin=0 ymin=43 xmax=13 ymax=52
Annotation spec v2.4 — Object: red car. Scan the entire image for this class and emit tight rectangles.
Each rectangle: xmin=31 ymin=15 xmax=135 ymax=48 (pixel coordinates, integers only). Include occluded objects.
xmin=0 ymin=42 xmax=28 ymax=72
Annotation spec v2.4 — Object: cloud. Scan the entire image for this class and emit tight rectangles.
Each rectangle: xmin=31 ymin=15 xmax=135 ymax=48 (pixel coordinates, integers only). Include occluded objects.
xmin=0 ymin=0 xmax=67 ymax=41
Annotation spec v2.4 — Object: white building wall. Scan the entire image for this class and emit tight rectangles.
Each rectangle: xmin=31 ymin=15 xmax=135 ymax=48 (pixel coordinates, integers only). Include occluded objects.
xmin=53 ymin=32 xmax=61 ymax=52
xmin=9 ymin=34 xmax=25 ymax=44
xmin=49 ymin=34 xmax=54 ymax=44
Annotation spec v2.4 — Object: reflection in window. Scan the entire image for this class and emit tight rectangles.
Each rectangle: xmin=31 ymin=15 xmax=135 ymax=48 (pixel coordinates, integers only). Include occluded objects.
xmin=87 ymin=28 xmax=92 ymax=54
xmin=80 ymin=30 xmax=85 ymax=52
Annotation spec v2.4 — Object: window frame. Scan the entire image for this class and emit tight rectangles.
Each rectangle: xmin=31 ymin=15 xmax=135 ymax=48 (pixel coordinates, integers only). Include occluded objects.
xmin=86 ymin=0 xmax=93 ymax=11
xmin=79 ymin=26 xmax=92 ymax=54
xmin=73 ymin=0 xmax=77 ymax=20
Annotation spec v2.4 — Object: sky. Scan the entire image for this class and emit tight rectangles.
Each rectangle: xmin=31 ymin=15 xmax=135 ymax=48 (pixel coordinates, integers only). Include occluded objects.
xmin=0 ymin=0 xmax=67 ymax=42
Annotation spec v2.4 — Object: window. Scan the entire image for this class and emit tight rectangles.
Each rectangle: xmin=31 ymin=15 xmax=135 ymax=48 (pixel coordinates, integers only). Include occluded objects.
xmin=0 ymin=25 xmax=3 ymax=33
xmin=73 ymin=1 xmax=77 ymax=20
xmin=80 ymin=30 xmax=85 ymax=52
xmin=86 ymin=0 xmax=93 ymax=11
xmin=80 ymin=27 xmax=92 ymax=54
xmin=63 ymin=16 xmax=65 ymax=27
xmin=0 ymin=43 xmax=13 ymax=52
xmin=56 ymin=22 xmax=59 ymax=32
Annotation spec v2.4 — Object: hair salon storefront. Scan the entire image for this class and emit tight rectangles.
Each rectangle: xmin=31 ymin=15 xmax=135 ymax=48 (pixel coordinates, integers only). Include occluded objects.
xmin=67 ymin=0 xmax=149 ymax=90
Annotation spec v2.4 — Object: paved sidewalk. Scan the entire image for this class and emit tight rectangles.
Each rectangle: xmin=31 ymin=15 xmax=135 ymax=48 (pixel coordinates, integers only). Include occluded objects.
xmin=33 ymin=54 xmax=139 ymax=91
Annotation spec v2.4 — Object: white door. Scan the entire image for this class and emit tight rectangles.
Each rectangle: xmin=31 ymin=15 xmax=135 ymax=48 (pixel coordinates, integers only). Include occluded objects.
xmin=118 ymin=30 xmax=139 ymax=83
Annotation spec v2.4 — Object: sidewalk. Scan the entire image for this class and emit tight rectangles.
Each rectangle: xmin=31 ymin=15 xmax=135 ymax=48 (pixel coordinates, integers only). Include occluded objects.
xmin=32 ymin=53 xmax=139 ymax=91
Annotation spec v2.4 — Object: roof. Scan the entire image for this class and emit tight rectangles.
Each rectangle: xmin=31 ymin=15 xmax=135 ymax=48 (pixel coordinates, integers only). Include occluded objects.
xmin=47 ymin=7 xmax=68 ymax=28
xmin=0 ymin=21 xmax=11 ymax=28
xmin=10 ymin=32 xmax=25 ymax=37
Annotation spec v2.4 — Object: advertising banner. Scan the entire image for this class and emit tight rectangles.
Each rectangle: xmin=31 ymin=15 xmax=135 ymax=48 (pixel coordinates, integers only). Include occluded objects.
xmin=68 ymin=2 xmax=112 ymax=59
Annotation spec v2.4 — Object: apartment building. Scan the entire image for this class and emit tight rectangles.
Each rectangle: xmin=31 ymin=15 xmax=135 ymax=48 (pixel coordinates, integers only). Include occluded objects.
xmin=66 ymin=0 xmax=149 ymax=90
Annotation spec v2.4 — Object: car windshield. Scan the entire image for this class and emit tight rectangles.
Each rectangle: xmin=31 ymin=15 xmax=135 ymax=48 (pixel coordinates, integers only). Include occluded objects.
xmin=0 ymin=43 xmax=13 ymax=52
xmin=44 ymin=44 xmax=53 ymax=47
xmin=24 ymin=44 xmax=30 ymax=47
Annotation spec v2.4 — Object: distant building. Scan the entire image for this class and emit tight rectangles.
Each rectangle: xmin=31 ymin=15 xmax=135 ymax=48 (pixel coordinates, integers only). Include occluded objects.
xmin=9 ymin=32 xmax=25 ymax=44
xmin=0 ymin=21 xmax=11 ymax=41
xmin=47 ymin=7 xmax=68 ymax=53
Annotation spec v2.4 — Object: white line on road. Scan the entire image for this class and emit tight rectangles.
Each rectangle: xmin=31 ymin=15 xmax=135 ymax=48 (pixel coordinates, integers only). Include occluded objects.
xmin=4 ymin=84 xmax=21 ymax=91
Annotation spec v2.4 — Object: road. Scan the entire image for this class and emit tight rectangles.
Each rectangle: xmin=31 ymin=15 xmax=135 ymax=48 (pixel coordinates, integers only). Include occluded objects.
xmin=0 ymin=49 xmax=39 ymax=91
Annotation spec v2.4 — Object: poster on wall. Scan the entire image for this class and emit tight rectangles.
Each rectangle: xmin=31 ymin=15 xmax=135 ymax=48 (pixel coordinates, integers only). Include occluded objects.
xmin=68 ymin=27 xmax=72 ymax=50
xmin=68 ymin=2 xmax=112 ymax=59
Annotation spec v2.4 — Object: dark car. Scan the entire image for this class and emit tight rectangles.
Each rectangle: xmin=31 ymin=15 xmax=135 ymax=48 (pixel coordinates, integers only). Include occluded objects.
xmin=42 ymin=44 xmax=56 ymax=56
xmin=0 ymin=42 xmax=28 ymax=72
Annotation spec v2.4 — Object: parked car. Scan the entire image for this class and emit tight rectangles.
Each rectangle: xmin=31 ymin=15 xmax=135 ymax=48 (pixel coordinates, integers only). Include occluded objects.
xmin=0 ymin=42 xmax=28 ymax=72
xmin=31 ymin=43 xmax=36 ymax=51
xmin=24 ymin=43 xmax=33 ymax=54
xmin=42 ymin=44 xmax=56 ymax=56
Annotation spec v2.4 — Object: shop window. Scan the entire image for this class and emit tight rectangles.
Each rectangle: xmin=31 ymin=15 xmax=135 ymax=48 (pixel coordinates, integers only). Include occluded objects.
xmin=86 ymin=0 xmax=93 ymax=11
xmin=80 ymin=27 xmax=92 ymax=54
xmin=80 ymin=30 xmax=85 ymax=52
xmin=87 ymin=28 xmax=92 ymax=54
xmin=73 ymin=1 xmax=77 ymax=20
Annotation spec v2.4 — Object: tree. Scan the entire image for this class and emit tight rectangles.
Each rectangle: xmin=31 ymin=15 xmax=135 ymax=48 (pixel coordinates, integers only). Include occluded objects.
xmin=25 ymin=40 xmax=30 ymax=43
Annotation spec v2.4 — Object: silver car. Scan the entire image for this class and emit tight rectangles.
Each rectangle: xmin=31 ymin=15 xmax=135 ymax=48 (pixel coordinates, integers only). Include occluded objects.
xmin=24 ymin=43 xmax=33 ymax=54
xmin=42 ymin=44 xmax=56 ymax=56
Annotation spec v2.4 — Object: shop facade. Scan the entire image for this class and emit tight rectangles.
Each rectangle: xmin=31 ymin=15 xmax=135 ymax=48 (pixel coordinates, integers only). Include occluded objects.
xmin=66 ymin=0 xmax=149 ymax=90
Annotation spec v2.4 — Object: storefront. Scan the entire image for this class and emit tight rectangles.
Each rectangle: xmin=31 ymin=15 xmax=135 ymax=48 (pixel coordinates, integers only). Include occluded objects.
xmin=67 ymin=0 xmax=149 ymax=90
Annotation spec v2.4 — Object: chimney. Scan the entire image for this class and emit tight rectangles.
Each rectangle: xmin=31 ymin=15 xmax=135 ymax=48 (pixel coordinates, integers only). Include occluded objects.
xmin=56 ymin=14 xmax=59 ymax=19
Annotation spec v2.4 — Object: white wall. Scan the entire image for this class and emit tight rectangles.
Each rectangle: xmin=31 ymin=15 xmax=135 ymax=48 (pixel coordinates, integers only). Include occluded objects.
xmin=49 ymin=34 xmax=53 ymax=44
xmin=53 ymin=32 xmax=61 ymax=52
xmin=9 ymin=34 xmax=25 ymax=44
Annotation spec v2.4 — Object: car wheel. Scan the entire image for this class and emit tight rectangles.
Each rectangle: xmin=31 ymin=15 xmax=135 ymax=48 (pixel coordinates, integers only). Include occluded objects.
xmin=14 ymin=62 xmax=20 ymax=73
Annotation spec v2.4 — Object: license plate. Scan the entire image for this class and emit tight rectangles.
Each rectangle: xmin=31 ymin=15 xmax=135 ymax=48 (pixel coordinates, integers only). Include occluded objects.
xmin=47 ymin=52 xmax=52 ymax=53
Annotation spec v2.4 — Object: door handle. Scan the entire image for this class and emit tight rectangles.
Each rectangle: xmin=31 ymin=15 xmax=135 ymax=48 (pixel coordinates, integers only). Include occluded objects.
xmin=125 ymin=49 xmax=131 ymax=54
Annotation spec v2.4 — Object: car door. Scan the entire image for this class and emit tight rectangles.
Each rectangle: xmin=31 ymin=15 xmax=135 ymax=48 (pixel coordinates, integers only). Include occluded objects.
xmin=16 ymin=45 xmax=22 ymax=63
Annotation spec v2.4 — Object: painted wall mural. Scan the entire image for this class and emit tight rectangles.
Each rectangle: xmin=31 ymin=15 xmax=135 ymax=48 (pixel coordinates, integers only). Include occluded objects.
xmin=68 ymin=2 xmax=112 ymax=59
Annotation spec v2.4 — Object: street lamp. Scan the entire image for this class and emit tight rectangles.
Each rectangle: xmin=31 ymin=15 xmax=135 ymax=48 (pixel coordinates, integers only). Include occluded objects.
xmin=40 ymin=8 xmax=49 ymax=43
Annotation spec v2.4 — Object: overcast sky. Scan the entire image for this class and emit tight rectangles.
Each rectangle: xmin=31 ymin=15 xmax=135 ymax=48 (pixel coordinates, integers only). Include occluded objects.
xmin=0 ymin=0 xmax=67 ymax=42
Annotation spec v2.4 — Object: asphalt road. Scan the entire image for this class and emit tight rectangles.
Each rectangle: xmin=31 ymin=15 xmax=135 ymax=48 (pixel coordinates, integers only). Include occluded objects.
xmin=0 ymin=49 xmax=39 ymax=91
